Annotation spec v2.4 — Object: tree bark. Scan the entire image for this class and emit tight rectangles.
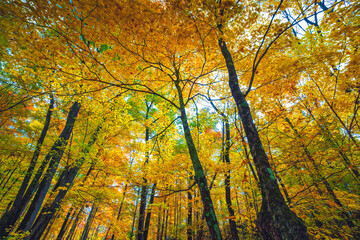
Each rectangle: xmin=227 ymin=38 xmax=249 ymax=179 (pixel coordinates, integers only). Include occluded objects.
xmin=143 ymin=183 xmax=156 ymax=240
xmin=223 ymin=118 xmax=239 ymax=240
xmin=187 ymin=190 xmax=193 ymax=240
xmin=175 ymin=80 xmax=222 ymax=240
xmin=80 ymin=203 xmax=97 ymax=240
xmin=137 ymin=125 xmax=150 ymax=240
xmin=56 ymin=206 xmax=74 ymax=240
xmin=0 ymin=95 xmax=54 ymax=238
xmin=218 ymin=38 xmax=309 ymax=240
xmin=27 ymin=122 xmax=102 ymax=239
xmin=66 ymin=204 xmax=84 ymax=240
xmin=15 ymin=101 xmax=80 ymax=234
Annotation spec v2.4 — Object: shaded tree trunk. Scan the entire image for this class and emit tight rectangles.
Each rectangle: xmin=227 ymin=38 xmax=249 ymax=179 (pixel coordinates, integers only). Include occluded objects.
xmin=144 ymin=183 xmax=156 ymax=240
xmin=66 ymin=205 xmax=84 ymax=240
xmin=175 ymin=80 xmax=222 ymax=240
xmin=110 ymin=183 xmax=128 ymax=240
xmin=27 ymin=122 xmax=103 ymax=239
xmin=80 ymin=203 xmax=97 ymax=240
xmin=137 ymin=127 xmax=150 ymax=240
xmin=218 ymin=38 xmax=309 ymax=240
xmin=187 ymin=190 xmax=193 ymax=240
xmin=16 ymin=101 xmax=80 ymax=234
xmin=223 ymin=118 xmax=239 ymax=240
xmin=56 ymin=206 xmax=74 ymax=240
xmin=0 ymin=95 xmax=54 ymax=238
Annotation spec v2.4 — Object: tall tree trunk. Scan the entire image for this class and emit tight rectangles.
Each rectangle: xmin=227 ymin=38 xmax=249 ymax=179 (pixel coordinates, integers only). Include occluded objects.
xmin=187 ymin=190 xmax=193 ymax=240
xmin=15 ymin=101 xmax=80 ymax=235
xmin=56 ymin=206 xmax=74 ymax=240
xmin=0 ymin=95 xmax=54 ymax=238
xmin=218 ymin=38 xmax=309 ymax=240
xmin=130 ymin=188 xmax=141 ymax=240
xmin=223 ymin=118 xmax=239 ymax=240
xmin=27 ymin=122 xmax=103 ymax=239
xmin=80 ymin=203 xmax=97 ymax=240
xmin=175 ymin=80 xmax=223 ymax=240
xmin=159 ymin=196 xmax=167 ymax=240
xmin=144 ymin=183 xmax=156 ymax=240
xmin=137 ymin=126 xmax=150 ymax=240
xmin=66 ymin=204 xmax=84 ymax=240
xmin=110 ymin=183 xmax=128 ymax=240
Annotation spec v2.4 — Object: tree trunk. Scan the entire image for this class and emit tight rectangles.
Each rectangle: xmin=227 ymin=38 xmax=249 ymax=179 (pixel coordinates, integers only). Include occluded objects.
xmin=16 ymin=101 xmax=80 ymax=235
xmin=56 ymin=206 xmax=74 ymax=240
xmin=66 ymin=205 xmax=84 ymax=240
xmin=137 ymin=126 xmax=150 ymax=240
xmin=218 ymin=38 xmax=309 ymax=240
xmin=80 ymin=203 xmax=97 ymax=240
xmin=0 ymin=95 xmax=54 ymax=238
xmin=223 ymin=118 xmax=239 ymax=240
xmin=175 ymin=80 xmax=222 ymax=240
xmin=27 ymin=122 xmax=102 ymax=239
xmin=144 ymin=183 xmax=156 ymax=240
xmin=110 ymin=184 xmax=128 ymax=240
xmin=187 ymin=190 xmax=193 ymax=240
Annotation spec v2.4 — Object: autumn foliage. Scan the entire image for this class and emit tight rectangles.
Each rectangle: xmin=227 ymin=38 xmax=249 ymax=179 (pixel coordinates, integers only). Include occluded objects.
xmin=0 ymin=0 xmax=359 ymax=239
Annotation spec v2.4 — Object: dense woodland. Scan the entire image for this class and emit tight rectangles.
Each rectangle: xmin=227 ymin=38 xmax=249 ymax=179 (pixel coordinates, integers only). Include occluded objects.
xmin=0 ymin=0 xmax=359 ymax=239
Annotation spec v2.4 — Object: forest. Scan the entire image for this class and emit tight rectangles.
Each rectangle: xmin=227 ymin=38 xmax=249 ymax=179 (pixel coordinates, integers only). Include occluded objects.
xmin=0 ymin=0 xmax=359 ymax=239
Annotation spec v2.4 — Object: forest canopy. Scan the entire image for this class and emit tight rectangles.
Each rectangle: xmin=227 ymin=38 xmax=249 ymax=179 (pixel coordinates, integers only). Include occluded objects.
xmin=0 ymin=0 xmax=359 ymax=239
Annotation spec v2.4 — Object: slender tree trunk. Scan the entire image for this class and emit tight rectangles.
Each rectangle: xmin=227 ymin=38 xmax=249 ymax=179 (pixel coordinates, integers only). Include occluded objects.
xmin=187 ymin=190 xmax=193 ymax=240
xmin=156 ymin=207 xmax=162 ymax=240
xmin=223 ymin=118 xmax=239 ymax=240
xmin=137 ymin=181 xmax=148 ymax=240
xmin=138 ymin=103 xmax=152 ymax=240
xmin=144 ymin=183 xmax=156 ymax=240
xmin=130 ymin=188 xmax=141 ymax=240
xmin=110 ymin=184 xmax=128 ymax=240
xmin=175 ymin=80 xmax=222 ymax=240
xmin=160 ymin=196 xmax=167 ymax=240
xmin=80 ymin=203 xmax=97 ymax=240
xmin=218 ymin=38 xmax=309 ymax=240
xmin=16 ymin=101 xmax=80 ymax=235
xmin=0 ymin=95 xmax=54 ymax=238
xmin=41 ymin=209 xmax=60 ymax=240
xmin=56 ymin=206 xmax=74 ymax=240
xmin=27 ymin=122 xmax=103 ymax=239
xmin=0 ymin=176 xmax=18 ymax=203
xmin=66 ymin=205 xmax=84 ymax=240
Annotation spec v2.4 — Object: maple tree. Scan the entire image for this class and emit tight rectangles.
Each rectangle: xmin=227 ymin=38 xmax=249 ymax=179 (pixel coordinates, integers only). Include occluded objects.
xmin=0 ymin=0 xmax=359 ymax=239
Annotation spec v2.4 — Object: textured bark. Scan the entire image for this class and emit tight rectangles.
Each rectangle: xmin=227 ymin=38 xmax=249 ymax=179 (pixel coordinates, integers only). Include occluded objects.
xmin=137 ymin=182 xmax=148 ymax=240
xmin=56 ymin=206 xmax=74 ymax=240
xmin=66 ymin=205 xmax=84 ymax=240
xmin=218 ymin=38 xmax=309 ymax=240
xmin=143 ymin=183 xmax=156 ymax=240
xmin=137 ymin=126 xmax=150 ymax=240
xmin=27 ymin=122 xmax=102 ymax=239
xmin=223 ymin=119 xmax=239 ymax=240
xmin=130 ymin=189 xmax=141 ymax=240
xmin=175 ymin=80 xmax=222 ymax=240
xmin=16 ymin=101 xmax=80 ymax=234
xmin=0 ymin=95 xmax=54 ymax=238
xmin=80 ymin=203 xmax=97 ymax=240
xmin=187 ymin=191 xmax=193 ymax=240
